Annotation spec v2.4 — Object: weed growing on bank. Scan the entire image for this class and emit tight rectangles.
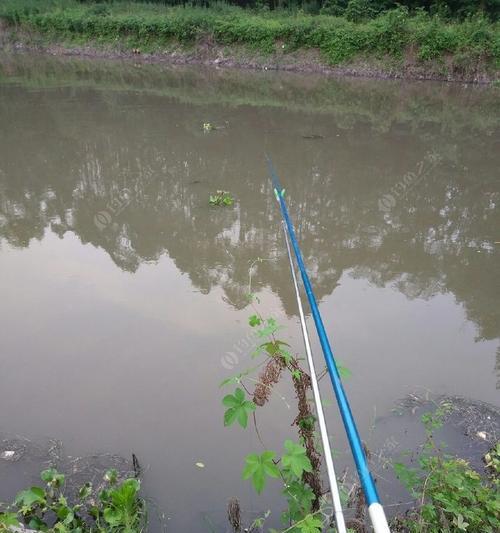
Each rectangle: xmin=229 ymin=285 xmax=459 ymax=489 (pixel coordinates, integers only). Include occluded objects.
xmin=392 ymin=402 xmax=500 ymax=532
xmin=219 ymin=296 xmax=356 ymax=532
xmin=0 ymin=468 xmax=146 ymax=532
xmin=1 ymin=1 xmax=499 ymax=74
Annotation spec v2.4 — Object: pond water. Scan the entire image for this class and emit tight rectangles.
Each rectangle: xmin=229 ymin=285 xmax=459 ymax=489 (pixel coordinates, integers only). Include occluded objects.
xmin=0 ymin=53 xmax=498 ymax=531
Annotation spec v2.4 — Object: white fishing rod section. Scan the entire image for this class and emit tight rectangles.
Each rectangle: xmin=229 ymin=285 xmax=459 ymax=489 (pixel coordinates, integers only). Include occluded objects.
xmin=281 ymin=221 xmax=347 ymax=533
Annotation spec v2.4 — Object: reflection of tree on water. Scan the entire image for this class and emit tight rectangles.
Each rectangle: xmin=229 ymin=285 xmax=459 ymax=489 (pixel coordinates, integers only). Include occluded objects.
xmin=0 ymin=74 xmax=498 ymax=348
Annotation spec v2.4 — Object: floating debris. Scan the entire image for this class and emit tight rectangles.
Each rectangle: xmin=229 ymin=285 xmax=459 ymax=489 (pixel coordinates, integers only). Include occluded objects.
xmin=202 ymin=122 xmax=228 ymax=132
xmin=0 ymin=438 xmax=28 ymax=462
xmin=195 ymin=462 xmax=205 ymax=468
xmin=301 ymin=134 xmax=324 ymax=140
xmin=1 ymin=450 xmax=17 ymax=460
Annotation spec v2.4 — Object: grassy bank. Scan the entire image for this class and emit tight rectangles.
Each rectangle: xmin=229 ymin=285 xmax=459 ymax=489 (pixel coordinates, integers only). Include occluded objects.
xmin=0 ymin=1 xmax=499 ymax=81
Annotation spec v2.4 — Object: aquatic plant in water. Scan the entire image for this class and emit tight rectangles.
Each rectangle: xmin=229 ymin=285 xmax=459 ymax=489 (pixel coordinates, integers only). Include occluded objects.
xmin=209 ymin=190 xmax=234 ymax=207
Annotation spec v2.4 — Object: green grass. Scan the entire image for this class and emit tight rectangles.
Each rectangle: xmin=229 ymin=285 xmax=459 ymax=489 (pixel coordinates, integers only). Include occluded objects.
xmin=1 ymin=0 xmax=499 ymax=73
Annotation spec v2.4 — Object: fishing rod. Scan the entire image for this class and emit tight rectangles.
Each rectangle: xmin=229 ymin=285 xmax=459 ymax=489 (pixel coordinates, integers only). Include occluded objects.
xmin=268 ymin=157 xmax=390 ymax=533
xmin=282 ymin=221 xmax=347 ymax=533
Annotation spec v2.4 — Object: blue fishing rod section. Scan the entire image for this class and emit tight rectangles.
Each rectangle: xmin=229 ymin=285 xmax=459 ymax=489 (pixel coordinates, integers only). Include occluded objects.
xmin=267 ymin=156 xmax=390 ymax=532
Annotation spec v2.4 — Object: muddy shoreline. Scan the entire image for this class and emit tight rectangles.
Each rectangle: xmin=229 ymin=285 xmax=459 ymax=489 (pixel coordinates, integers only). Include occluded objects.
xmin=1 ymin=28 xmax=498 ymax=84
xmin=1 ymin=394 xmax=498 ymax=531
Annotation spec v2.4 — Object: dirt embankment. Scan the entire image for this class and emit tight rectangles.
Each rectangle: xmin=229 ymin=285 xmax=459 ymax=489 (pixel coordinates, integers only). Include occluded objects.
xmin=0 ymin=23 xmax=497 ymax=84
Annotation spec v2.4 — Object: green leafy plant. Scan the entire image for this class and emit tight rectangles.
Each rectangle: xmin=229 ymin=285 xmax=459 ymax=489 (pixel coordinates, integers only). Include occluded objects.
xmin=242 ymin=451 xmax=280 ymax=494
xmin=1 ymin=1 xmax=498 ymax=82
xmin=484 ymin=442 xmax=500 ymax=479
xmin=0 ymin=468 xmax=146 ymax=532
xmin=223 ymin=387 xmax=256 ymax=428
xmin=281 ymin=440 xmax=313 ymax=478
xmin=220 ymin=300 xmax=353 ymax=532
xmin=392 ymin=403 xmax=500 ymax=532
xmin=209 ymin=190 xmax=234 ymax=207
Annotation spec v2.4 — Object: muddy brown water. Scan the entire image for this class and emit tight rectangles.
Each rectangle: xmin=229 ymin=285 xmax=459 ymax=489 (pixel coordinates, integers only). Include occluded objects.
xmin=0 ymin=53 xmax=499 ymax=530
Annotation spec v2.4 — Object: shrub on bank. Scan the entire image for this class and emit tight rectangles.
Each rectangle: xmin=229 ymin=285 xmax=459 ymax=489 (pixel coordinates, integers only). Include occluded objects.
xmin=0 ymin=1 xmax=498 ymax=70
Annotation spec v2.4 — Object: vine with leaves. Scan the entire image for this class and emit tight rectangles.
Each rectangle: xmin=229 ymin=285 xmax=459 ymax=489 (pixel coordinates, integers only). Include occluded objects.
xmin=220 ymin=292 xmax=353 ymax=532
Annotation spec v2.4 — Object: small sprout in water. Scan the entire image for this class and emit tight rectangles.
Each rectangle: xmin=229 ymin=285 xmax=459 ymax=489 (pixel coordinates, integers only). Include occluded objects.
xmin=209 ymin=190 xmax=234 ymax=207
xmin=195 ymin=462 xmax=205 ymax=468
xmin=104 ymin=469 xmax=118 ymax=484
xmin=203 ymin=122 xmax=214 ymax=132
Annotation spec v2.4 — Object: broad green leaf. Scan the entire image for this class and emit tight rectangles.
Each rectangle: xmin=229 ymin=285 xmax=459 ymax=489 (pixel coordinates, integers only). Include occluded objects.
xmin=40 ymin=467 xmax=64 ymax=488
xmin=111 ymin=479 xmax=140 ymax=509
xmin=223 ymin=388 xmax=256 ymax=429
xmin=256 ymin=321 xmax=283 ymax=338
xmin=15 ymin=486 xmax=46 ymax=508
xmin=219 ymin=373 xmax=243 ymax=387
xmin=281 ymin=440 xmax=312 ymax=478
xmin=63 ymin=510 xmax=75 ymax=525
xmin=249 ymin=315 xmax=262 ymax=327
xmin=103 ymin=507 xmax=123 ymax=526
xmin=27 ymin=516 xmax=47 ymax=530
xmin=242 ymin=451 xmax=280 ymax=494
xmin=394 ymin=462 xmax=421 ymax=496
xmin=0 ymin=513 xmax=19 ymax=527
xmin=41 ymin=468 xmax=58 ymax=482
xmin=283 ymin=480 xmax=315 ymax=519
xmin=298 ymin=514 xmax=323 ymax=533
